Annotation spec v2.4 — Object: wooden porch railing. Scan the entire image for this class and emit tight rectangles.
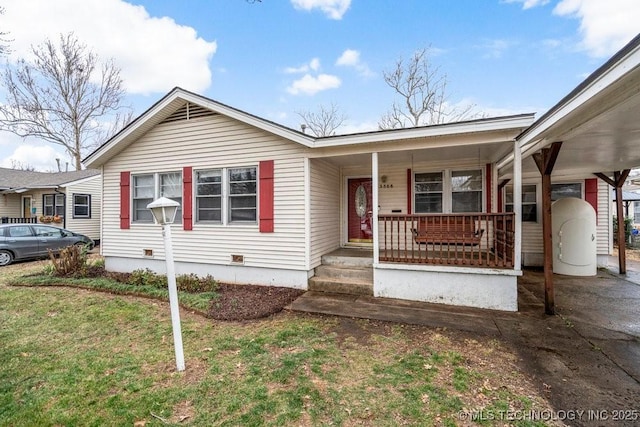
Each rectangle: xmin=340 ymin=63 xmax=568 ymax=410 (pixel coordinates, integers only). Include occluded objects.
xmin=378 ymin=213 xmax=515 ymax=268
xmin=1 ymin=217 xmax=37 ymax=224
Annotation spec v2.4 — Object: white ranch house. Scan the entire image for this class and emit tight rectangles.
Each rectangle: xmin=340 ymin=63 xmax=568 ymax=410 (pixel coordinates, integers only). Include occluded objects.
xmin=84 ymin=34 xmax=640 ymax=313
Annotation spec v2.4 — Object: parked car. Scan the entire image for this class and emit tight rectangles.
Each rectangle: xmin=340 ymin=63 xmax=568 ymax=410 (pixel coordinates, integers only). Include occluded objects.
xmin=0 ymin=224 xmax=94 ymax=266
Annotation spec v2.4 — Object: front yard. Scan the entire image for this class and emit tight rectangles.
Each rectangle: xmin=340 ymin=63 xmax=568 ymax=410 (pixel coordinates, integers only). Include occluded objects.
xmin=0 ymin=259 xmax=560 ymax=426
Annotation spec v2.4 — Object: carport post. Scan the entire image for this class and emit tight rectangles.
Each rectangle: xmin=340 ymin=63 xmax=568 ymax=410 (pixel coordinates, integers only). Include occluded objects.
xmin=595 ymin=170 xmax=631 ymax=274
xmin=533 ymin=142 xmax=562 ymax=315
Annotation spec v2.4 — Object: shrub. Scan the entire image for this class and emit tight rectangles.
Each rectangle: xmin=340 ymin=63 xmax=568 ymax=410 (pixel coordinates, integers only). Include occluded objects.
xmin=129 ymin=268 xmax=167 ymax=289
xmin=48 ymin=244 xmax=88 ymax=277
xmin=176 ymin=273 xmax=218 ymax=293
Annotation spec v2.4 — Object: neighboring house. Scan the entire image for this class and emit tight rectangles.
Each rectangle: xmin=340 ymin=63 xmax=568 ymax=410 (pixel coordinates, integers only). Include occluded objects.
xmin=0 ymin=168 xmax=102 ymax=241
xmin=613 ymin=190 xmax=640 ymax=227
xmin=84 ymin=34 xmax=640 ymax=313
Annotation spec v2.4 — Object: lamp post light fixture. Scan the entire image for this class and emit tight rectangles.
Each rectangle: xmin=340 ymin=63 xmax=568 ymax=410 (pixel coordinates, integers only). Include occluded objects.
xmin=146 ymin=197 xmax=185 ymax=372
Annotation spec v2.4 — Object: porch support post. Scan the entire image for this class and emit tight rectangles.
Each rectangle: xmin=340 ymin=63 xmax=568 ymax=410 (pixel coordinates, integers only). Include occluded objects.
xmin=533 ymin=141 xmax=562 ymax=315
xmin=372 ymin=152 xmax=380 ymax=265
xmin=595 ymin=170 xmax=630 ymax=274
xmin=513 ymin=140 xmax=522 ymax=271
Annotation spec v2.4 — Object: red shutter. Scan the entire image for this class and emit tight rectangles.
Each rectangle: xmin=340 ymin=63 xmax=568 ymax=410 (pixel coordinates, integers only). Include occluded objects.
xmin=183 ymin=167 xmax=193 ymax=231
xmin=259 ymin=160 xmax=274 ymax=232
xmin=406 ymin=169 xmax=412 ymax=214
xmin=485 ymin=163 xmax=492 ymax=213
xmin=585 ymin=178 xmax=598 ymax=219
xmin=120 ymin=171 xmax=130 ymax=229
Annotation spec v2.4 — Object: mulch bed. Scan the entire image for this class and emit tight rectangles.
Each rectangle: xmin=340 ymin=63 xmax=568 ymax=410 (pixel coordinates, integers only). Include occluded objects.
xmin=207 ymin=283 xmax=305 ymax=321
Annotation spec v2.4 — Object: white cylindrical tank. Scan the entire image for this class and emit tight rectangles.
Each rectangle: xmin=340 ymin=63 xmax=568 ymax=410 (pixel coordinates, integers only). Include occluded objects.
xmin=552 ymin=197 xmax=597 ymax=276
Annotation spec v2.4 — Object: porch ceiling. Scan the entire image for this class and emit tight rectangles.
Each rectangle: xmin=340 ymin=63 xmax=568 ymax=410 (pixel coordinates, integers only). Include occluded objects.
xmin=317 ymin=139 xmax=515 ymax=168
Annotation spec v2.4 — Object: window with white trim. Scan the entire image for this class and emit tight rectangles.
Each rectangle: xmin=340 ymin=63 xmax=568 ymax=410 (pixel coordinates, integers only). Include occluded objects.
xmin=195 ymin=169 xmax=222 ymax=222
xmin=194 ymin=166 xmax=257 ymax=224
xmin=228 ymin=167 xmax=257 ymax=223
xmin=43 ymin=194 xmax=65 ymax=216
xmin=634 ymin=201 xmax=640 ymax=225
xmin=414 ymin=172 xmax=443 ymax=213
xmin=132 ymin=172 xmax=182 ymax=223
xmin=505 ymin=184 xmax=537 ymax=222
xmin=414 ymin=169 xmax=484 ymax=213
xmin=451 ymin=170 xmax=483 ymax=213
xmin=72 ymin=194 xmax=91 ymax=218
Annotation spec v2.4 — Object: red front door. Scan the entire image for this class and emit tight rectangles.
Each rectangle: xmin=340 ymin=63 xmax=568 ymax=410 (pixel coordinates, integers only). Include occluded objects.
xmin=347 ymin=178 xmax=373 ymax=243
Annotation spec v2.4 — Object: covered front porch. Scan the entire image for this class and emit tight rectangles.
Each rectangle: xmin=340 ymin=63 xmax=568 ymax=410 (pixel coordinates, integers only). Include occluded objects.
xmin=307 ymin=114 xmax=533 ymax=311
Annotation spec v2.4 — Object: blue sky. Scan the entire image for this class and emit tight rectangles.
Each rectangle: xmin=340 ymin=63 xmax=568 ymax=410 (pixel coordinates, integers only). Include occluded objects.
xmin=1 ymin=0 xmax=638 ymax=171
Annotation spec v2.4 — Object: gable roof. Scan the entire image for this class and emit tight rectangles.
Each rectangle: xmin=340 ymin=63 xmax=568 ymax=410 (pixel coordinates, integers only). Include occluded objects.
xmin=0 ymin=168 xmax=100 ymax=192
xmin=83 ymin=86 xmax=535 ymax=168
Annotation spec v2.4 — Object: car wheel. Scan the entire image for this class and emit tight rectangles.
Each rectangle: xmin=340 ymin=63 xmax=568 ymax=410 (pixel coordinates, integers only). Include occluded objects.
xmin=0 ymin=250 xmax=14 ymax=266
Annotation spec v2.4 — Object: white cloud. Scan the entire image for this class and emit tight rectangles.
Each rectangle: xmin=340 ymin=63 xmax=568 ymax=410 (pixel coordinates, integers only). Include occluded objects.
xmin=286 ymin=74 xmax=341 ymax=95
xmin=2 ymin=0 xmax=217 ymax=95
xmin=336 ymin=49 xmax=374 ymax=77
xmin=553 ymin=0 xmax=640 ymax=57
xmin=0 ymin=140 xmax=71 ymax=172
xmin=478 ymin=39 xmax=517 ymax=59
xmin=502 ymin=0 xmax=550 ymax=9
xmin=290 ymin=0 xmax=351 ymax=20
xmin=284 ymin=58 xmax=321 ymax=74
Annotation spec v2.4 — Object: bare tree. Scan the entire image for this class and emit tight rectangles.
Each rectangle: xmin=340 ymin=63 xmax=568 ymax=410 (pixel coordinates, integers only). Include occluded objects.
xmin=0 ymin=33 xmax=131 ymax=170
xmin=9 ymin=159 xmax=36 ymax=171
xmin=296 ymin=103 xmax=347 ymax=137
xmin=379 ymin=47 xmax=476 ymax=129
xmin=0 ymin=7 xmax=10 ymax=56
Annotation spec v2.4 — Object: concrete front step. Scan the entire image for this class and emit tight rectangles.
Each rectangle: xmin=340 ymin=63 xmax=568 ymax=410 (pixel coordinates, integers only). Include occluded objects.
xmin=320 ymin=254 xmax=373 ymax=268
xmin=314 ymin=264 xmax=373 ymax=281
xmin=308 ymin=276 xmax=373 ymax=296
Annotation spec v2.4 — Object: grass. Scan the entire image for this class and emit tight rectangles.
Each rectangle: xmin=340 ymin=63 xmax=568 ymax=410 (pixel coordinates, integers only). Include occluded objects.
xmin=0 ymin=261 xmax=559 ymax=426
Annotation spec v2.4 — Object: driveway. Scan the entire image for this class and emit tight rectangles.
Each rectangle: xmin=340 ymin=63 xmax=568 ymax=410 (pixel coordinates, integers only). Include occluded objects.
xmin=508 ymin=267 xmax=640 ymax=426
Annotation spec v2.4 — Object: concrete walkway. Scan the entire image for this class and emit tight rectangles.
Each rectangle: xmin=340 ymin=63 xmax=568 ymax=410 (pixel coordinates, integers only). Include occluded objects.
xmin=288 ymin=264 xmax=640 ymax=426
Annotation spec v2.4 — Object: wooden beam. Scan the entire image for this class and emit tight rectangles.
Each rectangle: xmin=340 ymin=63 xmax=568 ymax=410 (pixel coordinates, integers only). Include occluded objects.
xmin=594 ymin=170 xmax=630 ymax=274
xmin=535 ymin=142 xmax=562 ymax=315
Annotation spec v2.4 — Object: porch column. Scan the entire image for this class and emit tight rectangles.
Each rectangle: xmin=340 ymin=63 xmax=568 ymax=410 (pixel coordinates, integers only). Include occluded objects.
xmin=372 ymin=152 xmax=380 ymax=264
xmin=513 ymin=139 xmax=522 ymax=271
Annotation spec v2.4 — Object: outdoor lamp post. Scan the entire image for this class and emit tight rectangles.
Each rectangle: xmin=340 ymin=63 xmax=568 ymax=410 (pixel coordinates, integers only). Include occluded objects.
xmin=147 ymin=197 xmax=185 ymax=372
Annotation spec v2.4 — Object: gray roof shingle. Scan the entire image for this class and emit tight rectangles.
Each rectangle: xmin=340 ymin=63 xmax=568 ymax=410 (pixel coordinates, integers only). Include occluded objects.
xmin=0 ymin=168 xmax=100 ymax=191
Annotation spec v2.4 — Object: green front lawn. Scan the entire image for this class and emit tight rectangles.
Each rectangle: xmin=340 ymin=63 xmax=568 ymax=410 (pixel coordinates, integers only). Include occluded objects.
xmin=0 ymin=263 xmax=556 ymax=426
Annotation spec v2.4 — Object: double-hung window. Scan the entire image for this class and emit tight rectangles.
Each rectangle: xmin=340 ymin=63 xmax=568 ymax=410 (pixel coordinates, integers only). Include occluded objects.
xmin=451 ymin=170 xmax=483 ymax=213
xmin=414 ymin=172 xmax=443 ymax=213
xmin=43 ymin=194 xmax=65 ymax=217
xmin=195 ymin=169 xmax=222 ymax=222
xmin=132 ymin=172 xmax=182 ymax=223
xmin=72 ymin=194 xmax=91 ymax=218
xmin=505 ymin=184 xmax=537 ymax=222
xmin=414 ymin=169 xmax=483 ymax=213
xmin=194 ymin=166 xmax=257 ymax=224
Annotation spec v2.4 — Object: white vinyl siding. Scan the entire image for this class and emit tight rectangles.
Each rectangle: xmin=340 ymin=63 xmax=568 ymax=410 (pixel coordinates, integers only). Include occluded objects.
xmin=309 ymin=158 xmax=340 ymax=268
xmin=101 ymin=111 xmax=308 ymax=271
